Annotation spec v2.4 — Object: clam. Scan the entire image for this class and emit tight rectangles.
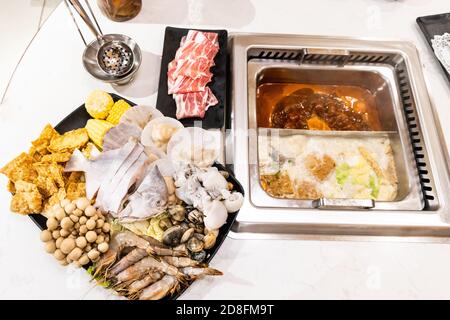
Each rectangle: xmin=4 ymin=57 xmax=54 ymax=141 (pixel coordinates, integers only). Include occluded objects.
xmin=162 ymin=225 xmax=184 ymax=247
xmin=203 ymin=229 xmax=219 ymax=249
xmin=141 ymin=116 xmax=183 ymax=154
xmin=193 ymin=233 xmax=205 ymax=241
xmin=191 ymin=250 xmax=207 ymax=262
xmin=219 ymin=170 xmax=230 ymax=178
xmin=187 ymin=237 xmax=204 ymax=253
xmin=168 ymin=205 xmax=186 ymax=222
xmin=187 ymin=209 xmax=204 ymax=224
xmin=180 ymin=228 xmax=195 ymax=244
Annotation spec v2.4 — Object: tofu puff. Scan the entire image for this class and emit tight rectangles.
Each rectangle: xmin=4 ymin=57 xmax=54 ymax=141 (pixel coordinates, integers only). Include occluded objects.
xmin=1 ymin=125 xmax=88 ymax=214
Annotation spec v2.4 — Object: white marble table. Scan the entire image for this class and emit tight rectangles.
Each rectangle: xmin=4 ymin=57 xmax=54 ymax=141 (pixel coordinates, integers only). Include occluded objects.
xmin=2 ymin=0 xmax=450 ymax=299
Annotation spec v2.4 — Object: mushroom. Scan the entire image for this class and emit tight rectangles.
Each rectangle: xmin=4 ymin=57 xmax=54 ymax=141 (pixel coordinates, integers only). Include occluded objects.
xmin=223 ymin=192 xmax=244 ymax=213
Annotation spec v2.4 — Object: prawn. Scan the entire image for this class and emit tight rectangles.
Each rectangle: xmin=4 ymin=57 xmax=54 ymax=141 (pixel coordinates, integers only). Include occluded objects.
xmin=162 ymin=256 xmax=203 ymax=268
xmin=115 ymin=256 xmax=184 ymax=284
xmin=180 ymin=267 xmax=223 ymax=278
xmin=139 ymin=275 xmax=179 ymax=300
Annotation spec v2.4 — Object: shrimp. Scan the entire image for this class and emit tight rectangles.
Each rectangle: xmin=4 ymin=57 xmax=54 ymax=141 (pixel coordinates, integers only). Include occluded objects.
xmin=94 ymin=231 xmax=155 ymax=276
xmin=127 ymin=272 xmax=164 ymax=296
xmin=107 ymin=248 xmax=148 ymax=278
xmin=180 ymin=267 xmax=223 ymax=278
xmin=162 ymin=256 xmax=202 ymax=268
xmin=94 ymin=231 xmax=185 ymax=276
xmin=139 ymin=275 xmax=179 ymax=300
xmin=115 ymin=256 xmax=184 ymax=283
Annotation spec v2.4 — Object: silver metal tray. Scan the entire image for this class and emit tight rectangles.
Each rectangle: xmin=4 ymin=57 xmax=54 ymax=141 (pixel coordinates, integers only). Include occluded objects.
xmin=226 ymin=33 xmax=450 ymax=241
xmin=247 ymin=60 xmax=423 ymax=211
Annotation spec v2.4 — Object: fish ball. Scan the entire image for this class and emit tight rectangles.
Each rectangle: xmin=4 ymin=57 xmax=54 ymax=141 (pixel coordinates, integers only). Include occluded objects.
xmin=40 ymin=230 xmax=52 ymax=242
xmin=60 ymin=238 xmax=76 ymax=254
xmin=75 ymin=198 xmax=90 ymax=211
xmin=64 ymin=203 xmax=76 ymax=214
xmin=97 ymin=242 xmax=109 ymax=253
xmin=86 ymin=219 xmax=96 ymax=230
xmin=45 ymin=241 xmax=56 ymax=253
xmin=86 ymin=231 xmax=97 ymax=243
xmin=46 ymin=217 xmax=59 ymax=231
xmin=85 ymin=205 xmax=96 ymax=217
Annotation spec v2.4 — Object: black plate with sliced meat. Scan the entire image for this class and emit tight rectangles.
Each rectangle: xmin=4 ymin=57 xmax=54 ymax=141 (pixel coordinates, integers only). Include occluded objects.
xmin=28 ymin=93 xmax=243 ymax=300
xmin=156 ymin=26 xmax=228 ymax=129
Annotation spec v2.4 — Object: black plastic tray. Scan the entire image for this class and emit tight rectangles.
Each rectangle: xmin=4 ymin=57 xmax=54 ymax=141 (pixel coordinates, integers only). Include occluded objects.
xmin=28 ymin=93 xmax=244 ymax=300
xmin=156 ymin=26 xmax=228 ymax=129
xmin=417 ymin=13 xmax=450 ymax=82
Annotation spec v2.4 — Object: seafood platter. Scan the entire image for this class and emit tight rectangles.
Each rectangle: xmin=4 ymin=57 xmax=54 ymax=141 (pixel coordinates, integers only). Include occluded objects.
xmin=1 ymin=28 xmax=244 ymax=300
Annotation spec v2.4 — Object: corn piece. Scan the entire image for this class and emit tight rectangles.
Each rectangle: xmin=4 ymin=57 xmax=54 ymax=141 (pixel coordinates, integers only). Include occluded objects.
xmin=85 ymin=90 xmax=114 ymax=119
xmin=85 ymin=119 xmax=114 ymax=148
xmin=106 ymin=99 xmax=131 ymax=125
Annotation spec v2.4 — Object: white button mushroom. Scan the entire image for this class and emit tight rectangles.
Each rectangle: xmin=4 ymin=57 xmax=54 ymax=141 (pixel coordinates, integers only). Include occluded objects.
xmin=223 ymin=192 xmax=244 ymax=213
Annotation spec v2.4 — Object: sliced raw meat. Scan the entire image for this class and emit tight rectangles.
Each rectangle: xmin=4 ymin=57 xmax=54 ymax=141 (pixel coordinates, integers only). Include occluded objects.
xmin=174 ymin=87 xmax=218 ymax=119
xmin=168 ymin=73 xmax=212 ymax=94
xmin=167 ymin=30 xmax=220 ymax=119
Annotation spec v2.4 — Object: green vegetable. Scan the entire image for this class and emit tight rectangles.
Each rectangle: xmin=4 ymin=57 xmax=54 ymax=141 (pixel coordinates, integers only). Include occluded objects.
xmin=369 ymin=175 xmax=380 ymax=199
xmin=336 ymin=163 xmax=351 ymax=186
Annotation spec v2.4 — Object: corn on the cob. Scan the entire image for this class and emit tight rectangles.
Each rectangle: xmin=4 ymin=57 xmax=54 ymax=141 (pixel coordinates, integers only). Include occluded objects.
xmin=106 ymin=99 xmax=131 ymax=125
xmin=85 ymin=119 xmax=114 ymax=148
xmin=85 ymin=90 xmax=114 ymax=120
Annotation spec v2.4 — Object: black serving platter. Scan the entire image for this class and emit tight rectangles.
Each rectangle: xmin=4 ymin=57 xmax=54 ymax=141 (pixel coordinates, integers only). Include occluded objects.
xmin=417 ymin=13 xmax=450 ymax=82
xmin=28 ymin=93 xmax=243 ymax=300
xmin=156 ymin=26 xmax=228 ymax=129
